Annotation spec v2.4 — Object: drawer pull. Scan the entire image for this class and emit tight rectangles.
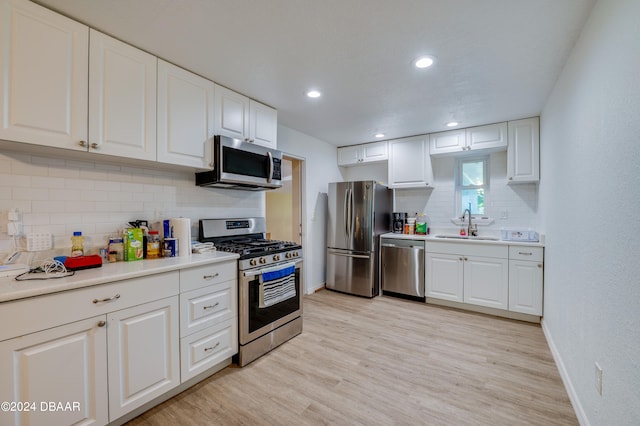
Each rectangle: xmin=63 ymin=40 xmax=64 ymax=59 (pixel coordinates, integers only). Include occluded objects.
xmin=97 ymin=320 xmax=106 ymax=327
xmin=204 ymin=342 xmax=220 ymax=352
xmin=92 ymin=294 xmax=120 ymax=304
xmin=518 ymin=252 xmax=533 ymax=256
xmin=203 ymin=273 xmax=220 ymax=280
xmin=538 ymin=264 xmax=543 ymax=268
xmin=203 ymin=302 xmax=220 ymax=310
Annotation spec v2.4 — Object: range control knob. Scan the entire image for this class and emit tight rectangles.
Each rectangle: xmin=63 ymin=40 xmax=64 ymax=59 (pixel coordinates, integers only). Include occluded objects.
xmin=285 ymin=252 xmax=292 ymax=259
xmin=250 ymin=259 xmax=257 ymax=266
xmin=273 ymin=254 xmax=280 ymax=261
xmin=259 ymin=257 xmax=267 ymax=264
xmin=294 ymin=251 xmax=299 ymax=257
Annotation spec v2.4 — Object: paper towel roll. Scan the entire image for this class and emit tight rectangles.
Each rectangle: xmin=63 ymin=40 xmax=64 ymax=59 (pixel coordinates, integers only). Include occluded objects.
xmin=170 ymin=218 xmax=192 ymax=257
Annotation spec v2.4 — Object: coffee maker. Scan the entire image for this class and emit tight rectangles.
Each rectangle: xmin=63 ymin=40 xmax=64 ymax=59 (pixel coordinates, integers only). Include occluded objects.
xmin=392 ymin=212 xmax=406 ymax=233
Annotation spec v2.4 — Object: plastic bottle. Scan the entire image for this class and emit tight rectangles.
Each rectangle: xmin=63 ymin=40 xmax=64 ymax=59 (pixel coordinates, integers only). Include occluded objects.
xmin=71 ymin=231 xmax=84 ymax=257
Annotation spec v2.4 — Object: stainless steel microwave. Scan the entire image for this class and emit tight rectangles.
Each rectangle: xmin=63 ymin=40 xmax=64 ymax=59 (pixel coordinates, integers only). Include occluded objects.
xmin=195 ymin=135 xmax=283 ymax=190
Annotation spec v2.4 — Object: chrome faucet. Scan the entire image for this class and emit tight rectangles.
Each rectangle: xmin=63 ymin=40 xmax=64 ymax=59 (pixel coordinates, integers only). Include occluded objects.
xmin=461 ymin=207 xmax=478 ymax=237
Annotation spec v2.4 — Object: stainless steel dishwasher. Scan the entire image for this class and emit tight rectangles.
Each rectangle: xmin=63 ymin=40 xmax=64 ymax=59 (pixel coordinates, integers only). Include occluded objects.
xmin=380 ymin=238 xmax=425 ymax=300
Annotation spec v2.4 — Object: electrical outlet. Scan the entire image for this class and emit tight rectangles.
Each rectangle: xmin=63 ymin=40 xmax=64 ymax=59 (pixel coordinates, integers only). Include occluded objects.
xmin=500 ymin=210 xmax=508 ymax=220
xmin=595 ymin=362 xmax=603 ymax=395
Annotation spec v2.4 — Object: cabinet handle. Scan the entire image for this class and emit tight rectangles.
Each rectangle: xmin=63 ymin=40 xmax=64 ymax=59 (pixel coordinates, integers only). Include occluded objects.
xmin=93 ymin=294 xmax=121 ymax=304
xmin=203 ymin=273 xmax=219 ymax=280
xmin=518 ymin=252 xmax=533 ymax=256
xmin=97 ymin=320 xmax=106 ymax=327
xmin=204 ymin=342 xmax=220 ymax=352
xmin=509 ymin=177 xmax=513 ymax=181
xmin=538 ymin=264 xmax=543 ymax=268
xmin=459 ymin=257 xmax=464 ymax=261
xmin=203 ymin=302 xmax=220 ymax=310
xmin=79 ymin=140 xmax=86 ymax=147
xmin=90 ymin=142 xmax=100 ymax=149
xmin=464 ymin=257 xmax=468 ymax=261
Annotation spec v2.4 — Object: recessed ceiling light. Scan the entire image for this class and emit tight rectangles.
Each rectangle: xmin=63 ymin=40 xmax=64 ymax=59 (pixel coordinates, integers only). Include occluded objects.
xmin=306 ymin=90 xmax=321 ymax=98
xmin=446 ymin=121 xmax=459 ymax=127
xmin=375 ymin=133 xmax=385 ymax=138
xmin=414 ymin=56 xmax=435 ymax=69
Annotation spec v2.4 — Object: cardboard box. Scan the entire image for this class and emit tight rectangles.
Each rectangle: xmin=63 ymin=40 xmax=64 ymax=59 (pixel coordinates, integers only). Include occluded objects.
xmin=123 ymin=228 xmax=144 ymax=261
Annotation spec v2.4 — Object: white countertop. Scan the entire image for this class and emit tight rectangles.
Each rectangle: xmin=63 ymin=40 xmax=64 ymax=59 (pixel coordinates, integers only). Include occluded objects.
xmin=380 ymin=232 xmax=545 ymax=247
xmin=0 ymin=251 xmax=239 ymax=303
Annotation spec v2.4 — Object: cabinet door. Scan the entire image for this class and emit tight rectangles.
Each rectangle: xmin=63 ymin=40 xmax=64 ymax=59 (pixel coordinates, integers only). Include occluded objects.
xmin=463 ymin=256 xmax=509 ymax=310
xmin=388 ymin=136 xmax=433 ymax=188
xmin=214 ymin=84 xmax=249 ymax=140
xmin=157 ymin=60 xmax=214 ymax=168
xmin=429 ymin=129 xmax=466 ymax=155
xmin=0 ymin=0 xmax=88 ymax=150
xmin=249 ymin=99 xmax=277 ymax=148
xmin=426 ymin=252 xmax=464 ymax=302
xmin=337 ymin=145 xmax=361 ymax=166
xmin=107 ymin=296 xmax=179 ymax=420
xmin=509 ymin=260 xmax=543 ymax=315
xmin=89 ymin=29 xmax=157 ymax=160
xmin=361 ymin=141 xmax=388 ymax=163
xmin=507 ymin=117 xmax=540 ymax=183
xmin=466 ymin=122 xmax=507 ymax=151
xmin=0 ymin=316 xmax=108 ymax=426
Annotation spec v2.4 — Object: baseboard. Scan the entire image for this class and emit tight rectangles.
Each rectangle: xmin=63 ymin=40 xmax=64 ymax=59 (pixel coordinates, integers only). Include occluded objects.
xmin=541 ymin=318 xmax=589 ymax=426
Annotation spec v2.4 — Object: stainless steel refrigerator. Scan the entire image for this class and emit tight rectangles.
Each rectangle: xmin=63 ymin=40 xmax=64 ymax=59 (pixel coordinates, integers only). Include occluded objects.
xmin=326 ymin=181 xmax=392 ymax=297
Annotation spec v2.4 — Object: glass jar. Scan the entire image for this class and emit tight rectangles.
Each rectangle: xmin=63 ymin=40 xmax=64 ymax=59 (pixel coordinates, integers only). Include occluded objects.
xmin=146 ymin=230 xmax=161 ymax=259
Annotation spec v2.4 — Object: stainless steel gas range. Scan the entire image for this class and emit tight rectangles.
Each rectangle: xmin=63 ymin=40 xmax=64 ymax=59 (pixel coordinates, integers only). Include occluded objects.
xmin=199 ymin=218 xmax=303 ymax=367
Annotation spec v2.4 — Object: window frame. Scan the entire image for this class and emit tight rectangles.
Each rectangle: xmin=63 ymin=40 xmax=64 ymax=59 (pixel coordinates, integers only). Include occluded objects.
xmin=455 ymin=155 xmax=490 ymax=218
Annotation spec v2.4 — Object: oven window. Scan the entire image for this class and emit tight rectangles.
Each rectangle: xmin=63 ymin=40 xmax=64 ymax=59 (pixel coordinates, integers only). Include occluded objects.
xmin=248 ymin=268 xmax=301 ymax=334
xmin=223 ymin=146 xmax=269 ymax=179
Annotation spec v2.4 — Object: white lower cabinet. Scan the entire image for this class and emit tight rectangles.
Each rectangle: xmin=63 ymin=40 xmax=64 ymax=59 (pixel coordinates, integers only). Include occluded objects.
xmin=425 ymin=252 xmax=464 ymax=302
xmin=107 ymin=296 xmax=180 ymax=420
xmin=0 ymin=316 xmax=108 ymax=426
xmin=463 ymin=256 xmax=509 ymax=310
xmin=508 ymin=246 xmax=544 ymax=315
xmin=426 ymin=242 xmax=509 ymax=310
xmin=179 ymin=262 xmax=238 ymax=382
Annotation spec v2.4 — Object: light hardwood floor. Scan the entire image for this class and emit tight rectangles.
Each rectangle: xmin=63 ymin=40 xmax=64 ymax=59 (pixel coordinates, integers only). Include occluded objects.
xmin=126 ymin=290 xmax=577 ymax=425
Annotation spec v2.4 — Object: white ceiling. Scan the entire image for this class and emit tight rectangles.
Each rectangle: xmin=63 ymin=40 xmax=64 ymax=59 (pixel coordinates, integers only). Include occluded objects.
xmin=34 ymin=0 xmax=596 ymax=147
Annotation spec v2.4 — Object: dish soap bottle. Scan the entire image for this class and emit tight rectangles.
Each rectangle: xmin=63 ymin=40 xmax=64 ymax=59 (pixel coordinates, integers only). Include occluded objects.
xmin=71 ymin=231 xmax=84 ymax=257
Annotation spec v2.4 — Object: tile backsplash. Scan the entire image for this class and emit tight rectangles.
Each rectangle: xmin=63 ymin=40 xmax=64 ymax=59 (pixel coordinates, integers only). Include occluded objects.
xmin=0 ymin=150 xmax=264 ymax=261
xmin=394 ymin=152 xmax=539 ymax=234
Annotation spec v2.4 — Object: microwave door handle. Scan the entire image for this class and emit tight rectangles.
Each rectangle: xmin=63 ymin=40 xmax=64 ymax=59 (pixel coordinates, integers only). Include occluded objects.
xmin=266 ymin=151 xmax=273 ymax=183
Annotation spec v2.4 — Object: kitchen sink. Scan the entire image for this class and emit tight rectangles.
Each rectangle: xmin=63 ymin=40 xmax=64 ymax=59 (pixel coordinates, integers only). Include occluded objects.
xmin=434 ymin=234 xmax=500 ymax=241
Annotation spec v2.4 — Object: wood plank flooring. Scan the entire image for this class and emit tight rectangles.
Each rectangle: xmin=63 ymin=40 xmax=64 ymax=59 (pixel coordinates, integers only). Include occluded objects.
xmin=126 ymin=290 xmax=577 ymax=425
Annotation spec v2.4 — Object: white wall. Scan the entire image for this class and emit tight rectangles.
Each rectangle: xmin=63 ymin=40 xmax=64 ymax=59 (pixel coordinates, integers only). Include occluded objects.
xmin=539 ymin=0 xmax=640 ymax=424
xmin=276 ymin=125 xmax=343 ymax=294
xmin=0 ymin=149 xmax=264 ymax=263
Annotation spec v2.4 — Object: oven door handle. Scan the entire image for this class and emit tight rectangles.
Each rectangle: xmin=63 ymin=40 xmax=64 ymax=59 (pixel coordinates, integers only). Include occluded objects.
xmin=242 ymin=259 xmax=302 ymax=278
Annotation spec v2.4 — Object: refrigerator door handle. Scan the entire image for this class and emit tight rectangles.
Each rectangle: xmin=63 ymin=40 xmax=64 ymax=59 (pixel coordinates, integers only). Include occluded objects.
xmin=328 ymin=249 xmax=370 ymax=259
xmin=343 ymin=187 xmax=350 ymax=242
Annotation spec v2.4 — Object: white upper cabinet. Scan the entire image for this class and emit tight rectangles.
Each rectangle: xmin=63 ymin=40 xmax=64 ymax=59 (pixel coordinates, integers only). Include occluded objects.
xmin=507 ymin=117 xmax=540 ymax=183
xmin=214 ymin=84 xmax=277 ymax=148
xmin=89 ymin=29 xmax=157 ymax=161
xmin=338 ymin=141 xmax=388 ymax=166
xmin=249 ymin=99 xmax=278 ymax=149
xmin=388 ymin=136 xmax=434 ymax=189
xmin=466 ymin=122 xmax=507 ymax=151
xmin=429 ymin=129 xmax=466 ymax=155
xmin=157 ymin=60 xmax=214 ymax=169
xmin=0 ymin=0 xmax=88 ymax=150
xmin=430 ymin=123 xmax=507 ymax=156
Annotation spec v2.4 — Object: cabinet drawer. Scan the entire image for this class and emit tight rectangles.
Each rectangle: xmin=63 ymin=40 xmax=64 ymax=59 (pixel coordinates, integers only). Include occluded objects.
xmin=509 ymin=246 xmax=544 ymax=262
xmin=180 ymin=261 xmax=236 ymax=292
xmin=180 ymin=318 xmax=237 ymax=382
xmin=180 ymin=280 xmax=236 ymax=336
xmin=0 ymin=271 xmax=179 ymax=342
xmin=426 ymin=241 xmax=508 ymax=259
